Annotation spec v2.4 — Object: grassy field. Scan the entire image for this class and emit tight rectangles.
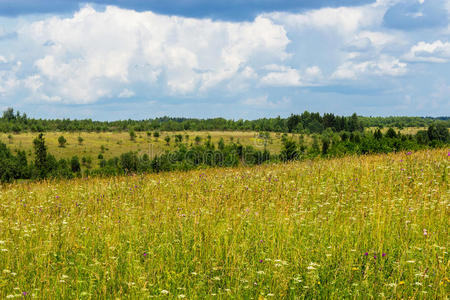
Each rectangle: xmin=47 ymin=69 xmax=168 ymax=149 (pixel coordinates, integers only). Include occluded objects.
xmin=0 ymin=128 xmax=426 ymax=162
xmin=0 ymin=149 xmax=448 ymax=298
xmin=0 ymin=131 xmax=289 ymax=161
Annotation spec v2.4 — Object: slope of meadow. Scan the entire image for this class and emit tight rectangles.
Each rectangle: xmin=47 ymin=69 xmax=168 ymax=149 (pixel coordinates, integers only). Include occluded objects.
xmin=0 ymin=149 xmax=448 ymax=298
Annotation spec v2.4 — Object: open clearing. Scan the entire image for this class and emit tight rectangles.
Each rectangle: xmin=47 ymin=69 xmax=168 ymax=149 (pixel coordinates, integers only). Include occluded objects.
xmin=0 ymin=149 xmax=448 ymax=298
xmin=0 ymin=131 xmax=288 ymax=161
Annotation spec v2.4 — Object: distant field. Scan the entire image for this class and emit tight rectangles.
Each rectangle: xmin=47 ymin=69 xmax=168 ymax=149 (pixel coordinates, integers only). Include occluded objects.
xmin=0 ymin=131 xmax=293 ymax=161
xmin=366 ymin=127 xmax=425 ymax=135
xmin=0 ymin=149 xmax=448 ymax=298
xmin=0 ymin=128 xmax=427 ymax=162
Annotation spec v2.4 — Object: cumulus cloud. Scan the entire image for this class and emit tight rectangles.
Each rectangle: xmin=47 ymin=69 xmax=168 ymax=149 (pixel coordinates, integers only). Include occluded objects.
xmin=0 ymin=59 xmax=21 ymax=97
xmin=266 ymin=1 xmax=408 ymax=81
xmin=19 ymin=5 xmax=289 ymax=104
xmin=404 ymin=40 xmax=450 ymax=63
xmin=383 ymin=0 xmax=449 ymax=30
xmin=332 ymin=56 xmax=407 ymax=79
xmin=267 ymin=4 xmax=385 ymax=36
xmin=260 ymin=64 xmax=323 ymax=87
xmin=0 ymin=0 xmax=449 ymax=117
xmin=118 ymin=89 xmax=135 ymax=98
xmin=242 ymin=95 xmax=290 ymax=108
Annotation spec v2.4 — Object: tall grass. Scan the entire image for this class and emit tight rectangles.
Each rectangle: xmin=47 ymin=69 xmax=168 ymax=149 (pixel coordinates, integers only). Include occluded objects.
xmin=0 ymin=149 xmax=448 ymax=298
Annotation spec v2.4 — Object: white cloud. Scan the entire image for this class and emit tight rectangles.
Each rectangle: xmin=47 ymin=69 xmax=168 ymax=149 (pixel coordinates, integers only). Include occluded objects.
xmin=18 ymin=5 xmax=290 ymax=104
xmin=260 ymin=65 xmax=322 ymax=87
xmin=305 ymin=66 xmax=322 ymax=79
xmin=260 ymin=65 xmax=302 ymax=87
xmin=404 ymin=40 xmax=450 ymax=62
xmin=118 ymin=88 xmax=135 ymax=98
xmin=266 ymin=3 xmax=386 ymax=37
xmin=332 ymin=56 xmax=407 ymax=79
xmin=242 ymin=95 xmax=290 ymax=108
xmin=0 ymin=59 xmax=21 ymax=97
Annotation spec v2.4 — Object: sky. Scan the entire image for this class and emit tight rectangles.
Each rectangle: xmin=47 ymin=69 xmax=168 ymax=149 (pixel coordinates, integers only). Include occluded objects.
xmin=0 ymin=0 xmax=449 ymax=120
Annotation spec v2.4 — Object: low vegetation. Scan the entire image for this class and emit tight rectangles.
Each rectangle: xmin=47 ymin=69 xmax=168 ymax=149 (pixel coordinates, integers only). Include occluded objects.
xmin=1 ymin=122 xmax=448 ymax=182
xmin=0 ymin=149 xmax=448 ymax=298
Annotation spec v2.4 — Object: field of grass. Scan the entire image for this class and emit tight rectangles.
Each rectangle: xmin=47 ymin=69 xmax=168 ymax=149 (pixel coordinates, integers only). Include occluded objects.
xmin=0 ymin=149 xmax=448 ymax=298
xmin=0 ymin=131 xmax=288 ymax=161
xmin=0 ymin=128 xmax=427 ymax=163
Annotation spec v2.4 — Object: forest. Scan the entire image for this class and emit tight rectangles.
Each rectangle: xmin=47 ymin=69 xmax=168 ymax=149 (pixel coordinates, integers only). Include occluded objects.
xmin=1 ymin=108 xmax=449 ymax=133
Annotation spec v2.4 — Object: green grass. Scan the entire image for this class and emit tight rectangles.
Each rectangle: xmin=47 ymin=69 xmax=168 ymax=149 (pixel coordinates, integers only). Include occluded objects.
xmin=1 ymin=128 xmax=427 ymax=162
xmin=0 ymin=131 xmax=289 ymax=161
xmin=0 ymin=149 xmax=448 ymax=298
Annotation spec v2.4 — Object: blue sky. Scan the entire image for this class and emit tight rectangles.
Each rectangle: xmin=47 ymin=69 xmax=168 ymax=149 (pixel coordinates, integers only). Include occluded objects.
xmin=0 ymin=0 xmax=449 ymax=120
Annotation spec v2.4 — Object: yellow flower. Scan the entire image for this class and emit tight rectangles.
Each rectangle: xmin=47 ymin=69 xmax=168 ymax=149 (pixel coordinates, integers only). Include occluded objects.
xmin=398 ymin=281 xmax=405 ymax=285
xmin=352 ymin=267 xmax=358 ymax=271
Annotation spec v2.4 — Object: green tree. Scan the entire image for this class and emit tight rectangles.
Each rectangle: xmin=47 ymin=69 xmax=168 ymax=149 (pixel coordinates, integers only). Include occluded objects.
xmin=385 ymin=128 xmax=397 ymax=139
xmin=129 ymin=129 xmax=136 ymax=141
xmin=164 ymin=136 xmax=171 ymax=145
xmin=58 ymin=135 xmax=67 ymax=147
xmin=374 ymin=129 xmax=383 ymax=140
xmin=281 ymin=138 xmax=298 ymax=161
xmin=77 ymin=136 xmax=84 ymax=145
xmin=218 ymin=138 xmax=225 ymax=150
xmin=287 ymin=114 xmax=301 ymax=133
xmin=322 ymin=138 xmax=330 ymax=155
xmin=70 ymin=156 xmax=81 ymax=173
xmin=33 ymin=133 xmax=48 ymax=177
xmin=2 ymin=107 xmax=15 ymax=121
xmin=428 ymin=123 xmax=449 ymax=142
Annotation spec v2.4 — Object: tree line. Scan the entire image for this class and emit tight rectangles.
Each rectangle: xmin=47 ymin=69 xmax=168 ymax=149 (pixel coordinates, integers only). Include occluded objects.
xmin=1 ymin=124 xmax=448 ymax=183
xmin=2 ymin=108 xmax=448 ymax=134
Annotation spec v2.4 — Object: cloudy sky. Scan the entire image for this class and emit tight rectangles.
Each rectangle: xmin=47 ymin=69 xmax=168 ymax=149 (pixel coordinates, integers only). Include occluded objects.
xmin=0 ymin=0 xmax=449 ymax=120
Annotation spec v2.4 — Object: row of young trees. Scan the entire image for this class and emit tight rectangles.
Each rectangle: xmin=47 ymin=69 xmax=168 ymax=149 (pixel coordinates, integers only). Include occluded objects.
xmin=2 ymin=108 xmax=448 ymax=134
xmin=1 ymin=124 xmax=448 ymax=183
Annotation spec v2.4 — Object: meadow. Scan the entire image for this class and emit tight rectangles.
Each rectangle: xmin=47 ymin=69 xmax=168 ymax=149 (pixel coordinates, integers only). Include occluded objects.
xmin=0 ymin=131 xmax=288 ymax=161
xmin=0 ymin=149 xmax=448 ymax=298
xmin=0 ymin=127 xmax=425 ymax=161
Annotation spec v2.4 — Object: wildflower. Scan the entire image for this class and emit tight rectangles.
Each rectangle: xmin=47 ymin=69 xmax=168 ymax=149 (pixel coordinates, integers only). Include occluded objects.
xmin=22 ymin=291 xmax=27 ymax=296
xmin=161 ymin=290 xmax=169 ymax=294
xmin=259 ymin=259 xmax=263 ymax=263
xmin=382 ymin=253 xmax=386 ymax=257
xmin=399 ymin=281 xmax=405 ymax=285
xmin=364 ymin=252 xmax=368 ymax=256
xmin=352 ymin=267 xmax=358 ymax=271
xmin=143 ymin=252 xmax=147 ymax=257
xmin=406 ymin=152 xmax=412 ymax=155
xmin=374 ymin=255 xmax=377 ymax=259
xmin=423 ymin=229 xmax=428 ymax=236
